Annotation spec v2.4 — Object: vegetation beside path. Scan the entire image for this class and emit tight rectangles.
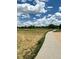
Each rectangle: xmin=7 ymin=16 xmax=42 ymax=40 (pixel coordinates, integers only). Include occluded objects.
xmin=17 ymin=24 xmax=61 ymax=59
xmin=17 ymin=28 xmax=52 ymax=59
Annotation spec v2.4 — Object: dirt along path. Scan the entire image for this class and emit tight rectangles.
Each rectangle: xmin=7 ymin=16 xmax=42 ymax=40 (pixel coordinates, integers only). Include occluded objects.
xmin=35 ymin=31 xmax=61 ymax=59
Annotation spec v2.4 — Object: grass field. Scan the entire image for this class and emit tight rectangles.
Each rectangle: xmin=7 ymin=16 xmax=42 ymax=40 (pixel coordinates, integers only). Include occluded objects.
xmin=17 ymin=28 xmax=52 ymax=59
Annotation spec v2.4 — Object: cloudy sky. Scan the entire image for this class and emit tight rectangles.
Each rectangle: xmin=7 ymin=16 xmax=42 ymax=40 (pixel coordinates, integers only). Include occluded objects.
xmin=17 ymin=0 xmax=61 ymax=27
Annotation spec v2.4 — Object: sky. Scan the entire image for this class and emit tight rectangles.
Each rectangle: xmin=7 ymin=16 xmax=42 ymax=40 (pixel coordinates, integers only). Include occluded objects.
xmin=17 ymin=0 xmax=61 ymax=27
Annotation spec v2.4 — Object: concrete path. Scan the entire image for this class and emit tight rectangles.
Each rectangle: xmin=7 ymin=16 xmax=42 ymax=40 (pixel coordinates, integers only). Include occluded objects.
xmin=35 ymin=31 xmax=61 ymax=59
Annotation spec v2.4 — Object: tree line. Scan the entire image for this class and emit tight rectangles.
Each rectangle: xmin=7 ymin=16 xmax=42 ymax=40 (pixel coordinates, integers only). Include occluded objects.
xmin=17 ymin=24 xmax=61 ymax=29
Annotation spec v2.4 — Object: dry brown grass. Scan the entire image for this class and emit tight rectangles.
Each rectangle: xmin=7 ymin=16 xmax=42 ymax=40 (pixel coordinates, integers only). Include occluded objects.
xmin=17 ymin=28 xmax=51 ymax=59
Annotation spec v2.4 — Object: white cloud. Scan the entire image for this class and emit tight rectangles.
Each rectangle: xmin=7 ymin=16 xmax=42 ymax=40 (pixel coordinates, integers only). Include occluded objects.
xmin=17 ymin=20 xmax=24 ymax=27
xmin=55 ymin=12 xmax=61 ymax=16
xmin=17 ymin=0 xmax=47 ymax=13
xmin=17 ymin=13 xmax=30 ymax=20
xmin=33 ymin=12 xmax=61 ymax=26
xmin=59 ymin=6 xmax=61 ymax=12
xmin=47 ymin=14 xmax=52 ymax=17
xmin=47 ymin=6 xmax=53 ymax=8
xmin=36 ymin=14 xmax=41 ymax=17
xmin=33 ymin=17 xmax=36 ymax=20
xmin=28 ymin=0 xmax=33 ymax=1
xmin=21 ymin=0 xmax=27 ymax=2
xmin=23 ymin=21 xmax=33 ymax=26
xmin=33 ymin=16 xmax=48 ymax=26
xmin=19 ymin=12 xmax=61 ymax=27
xmin=17 ymin=1 xmax=61 ymax=27
xmin=38 ymin=0 xmax=48 ymax=2
xmin=17 ymin=12 xmax=22 ymax=17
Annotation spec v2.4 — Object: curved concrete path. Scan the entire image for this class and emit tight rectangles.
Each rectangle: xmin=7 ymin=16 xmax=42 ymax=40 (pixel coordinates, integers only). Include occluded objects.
xmin=35 ymin=31 xmax=61 ymax=59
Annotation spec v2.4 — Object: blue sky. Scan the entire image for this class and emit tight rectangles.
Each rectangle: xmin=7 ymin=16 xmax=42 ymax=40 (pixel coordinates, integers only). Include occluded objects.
xmin=17 ymin=0 xmax=61 ymax=27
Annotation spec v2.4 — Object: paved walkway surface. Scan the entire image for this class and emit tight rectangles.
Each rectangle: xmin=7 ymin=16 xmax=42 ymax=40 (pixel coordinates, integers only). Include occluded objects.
xmin=35 ymin=31 xmax=61 ymax=59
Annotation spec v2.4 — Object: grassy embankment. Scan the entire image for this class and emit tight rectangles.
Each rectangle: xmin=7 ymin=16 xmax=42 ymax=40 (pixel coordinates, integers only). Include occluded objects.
xmin=17 ymin=28 xmax=52 ymax=59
